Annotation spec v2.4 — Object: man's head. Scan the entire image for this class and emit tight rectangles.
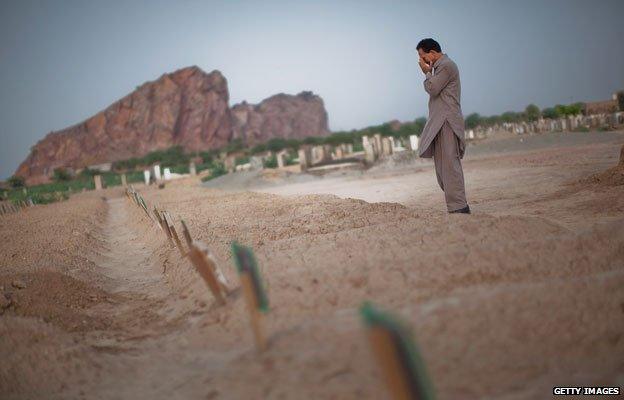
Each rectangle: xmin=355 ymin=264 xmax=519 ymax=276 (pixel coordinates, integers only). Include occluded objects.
xmin=416 ymin=38 xmax=442 ymax=64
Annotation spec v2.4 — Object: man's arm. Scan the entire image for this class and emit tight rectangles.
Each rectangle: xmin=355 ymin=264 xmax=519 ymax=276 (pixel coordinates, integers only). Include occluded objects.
xmin=424 ymin=64 xmax=452 ymax=97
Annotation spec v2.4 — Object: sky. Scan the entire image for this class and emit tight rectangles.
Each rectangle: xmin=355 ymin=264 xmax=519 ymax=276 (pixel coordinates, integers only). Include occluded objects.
xmin=1 ymin=0 xmax=623 ymax=179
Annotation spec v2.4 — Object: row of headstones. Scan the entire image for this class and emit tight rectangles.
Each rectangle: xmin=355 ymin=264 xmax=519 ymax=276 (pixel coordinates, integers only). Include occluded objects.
xmin=297 ymin=143 xmax=357 ymax=171
xmin=93 ymin=174 xmax=126 ymax=191
xmin=467 ymin=112 xmax=624 ymax=140
xmin=362 ymin=134 xmax=420 ymax=164
xmin=0 ymin=198 xmax=35 ymax=216
xmin=124 ymin=186 xmax=437 ymax=400
xmin=93 ymin=162 xmax=201 ymax=191
xmin=141 ymin=163 xmax=199 ymax=186
xmin=297 ymin=136 xmax=420 ymax=170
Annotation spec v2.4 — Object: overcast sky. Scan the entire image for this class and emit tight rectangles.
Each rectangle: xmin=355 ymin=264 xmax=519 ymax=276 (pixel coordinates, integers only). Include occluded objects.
xmin=1 ymin=0 xmax=623 ymax=179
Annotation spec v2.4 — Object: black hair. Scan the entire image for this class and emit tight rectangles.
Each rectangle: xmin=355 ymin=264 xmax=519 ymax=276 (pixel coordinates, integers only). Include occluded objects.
xmin=416 ymin=38 xmax=442 ymax=53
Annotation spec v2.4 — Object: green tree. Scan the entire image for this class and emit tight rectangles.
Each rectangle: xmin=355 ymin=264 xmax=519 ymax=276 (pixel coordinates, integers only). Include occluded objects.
xmin=484 ymin=115 xmax=502 ymax=126
xmin=266 ymin=137 xmax=288 ymax=152
xmin=263 ymin=155 xmax=278 ymax=168
xmin=224 ymin=139 xmax=244 ymax=154
xmin=53 ymin=168 xmax=72 ymax=182
xmin=554 ymin=104 xmax=567 ymax=117
xmin=501 ymin=111 xmax=520 ymax=123
xmin=617 ymin=91 xmax=624 ymax=111
xmin=285 ymin=138 xmax=302 ymax=150
xmin=302 ymin=136 xmax=324 ymax=145
xmin=250 ymin=143 xmax=267 ymax=154
xmin=525 ymin=104 xmax=541 ymax=122
xmin=198 ymin=151 xmax=215 ymax=164
xmin=79 ymin=168 xmax=97 ymax=178
xmin=7 ymin=175 xmax=25 ymax=188
xmin=323 ymin=132 xmax=353 ymax=146
xmin=569 ymin=102 xmax=583 ymax=116
xmin=542 ymin=107 xmax=558 ymax=119
xmin=464 ymin=113 xmax=482 ymax=129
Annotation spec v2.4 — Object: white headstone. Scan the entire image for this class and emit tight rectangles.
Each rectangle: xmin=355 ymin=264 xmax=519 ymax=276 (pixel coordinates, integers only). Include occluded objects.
xmin=277 ymin=152 xmax=287 ymax=168
xmin=144 ymin=170 xmax=151 ymax=185
xmin=153 ymin=164 xmax=161 ymax=181
xmin=364 ymin=143 xmax=376 ymax=164
xmin=163 ymin=168 xmax=171 ymax=180
xmin=298 ymin=147 xmax=312 ymax=171
xmin=250 ymin=156 xmax=264 ymax=170
xmin=94 ymin=175 xmax=103 ymax=190
xmin=409 ymin=135 xmax=419 ymax=151
xmin=381 ymin=137 xmax=393 ymax=156
xmin=373 ymin=134 xmax=382 ymax=155
xmin=189 ymin=162 xmax=197 ymax=176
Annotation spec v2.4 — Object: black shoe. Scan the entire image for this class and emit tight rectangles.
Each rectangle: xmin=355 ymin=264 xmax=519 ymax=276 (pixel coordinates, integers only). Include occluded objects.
xmin=449 ymin=205 xmax=471 ymax=214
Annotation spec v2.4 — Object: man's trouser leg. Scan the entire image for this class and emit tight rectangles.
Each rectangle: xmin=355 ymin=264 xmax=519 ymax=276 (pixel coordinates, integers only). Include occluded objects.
xmin=432 ymin=122 xmax=467 ymax=212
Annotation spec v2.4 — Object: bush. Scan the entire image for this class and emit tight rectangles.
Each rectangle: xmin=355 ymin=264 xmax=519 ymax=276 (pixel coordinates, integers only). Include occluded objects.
xmin=266 ymin=138 xmax=288 ymax=153
xmin=195 ymin=162 xmax=212 ymax=173
xmin=170 ymin=164 xmax=190 ymax=174
xmin=286 ymin=153 xmax=298 ymax=165
xmin=52 ymin=168 xmax=72 ymax=182
xmin=263 ymin=155 xmax=277 ymax=169
xmin=200 ymin=162 xmax=227 ymax=182
xmin=250 ymin=143 xmax=267 ymax=154
xmin=303 ymin=136 xmax=324 ymax=145
xmin=7 ymin=175 xmax=25 ymax=188
xmin=224 ymin=139 xmax=244 ymax=154
xmin=101 ymin=172 xmax=121 ymax=187
xmin=198 ymin=151 xmax=216 ymax=164
xmin=542 ymin=107 xmax=558 ymax=119
xmin=112 ymin=146 xmax=190 ymax=172
xmin=525 ymin=104 xmax=541 ymax=122
xmin=235 ymin=156 xmax=250 ymax=166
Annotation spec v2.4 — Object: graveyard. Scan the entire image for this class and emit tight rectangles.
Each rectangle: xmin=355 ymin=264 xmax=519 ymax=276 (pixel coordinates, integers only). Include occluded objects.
xmin=1 ymin=128 xmax=623 ymax=399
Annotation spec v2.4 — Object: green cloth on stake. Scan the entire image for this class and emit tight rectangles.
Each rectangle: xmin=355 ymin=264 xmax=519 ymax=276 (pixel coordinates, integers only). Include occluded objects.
xmin=231 ymin=241 xmax=269 ymax=313
xmin=360 ymin=302 xmax=436 ymax=400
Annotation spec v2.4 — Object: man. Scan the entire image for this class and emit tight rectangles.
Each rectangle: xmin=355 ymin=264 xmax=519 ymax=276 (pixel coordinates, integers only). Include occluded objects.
xmin=416 ymin=38 xmax=470 ymax=214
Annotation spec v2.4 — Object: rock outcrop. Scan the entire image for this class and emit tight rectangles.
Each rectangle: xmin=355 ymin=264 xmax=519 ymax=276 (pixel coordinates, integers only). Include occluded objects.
xmin=16 ymin=67 xmax=329 ymax=184
xmin=231 ymin=91 xmax=329 ymax=145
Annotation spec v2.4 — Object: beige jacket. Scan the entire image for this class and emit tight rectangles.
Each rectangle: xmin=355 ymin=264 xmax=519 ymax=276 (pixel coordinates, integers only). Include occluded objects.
xmin=418 ymin=54 xmax=465 ymax=158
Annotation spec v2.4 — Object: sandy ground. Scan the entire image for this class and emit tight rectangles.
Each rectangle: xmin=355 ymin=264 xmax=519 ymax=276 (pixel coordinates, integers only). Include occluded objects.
xmin=1 ymin=130 xmax=623 ymax=399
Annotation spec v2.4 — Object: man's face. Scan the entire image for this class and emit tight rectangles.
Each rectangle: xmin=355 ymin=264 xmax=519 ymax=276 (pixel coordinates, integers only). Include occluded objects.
xmin=418 ymin=48 xmax=436 ymax=65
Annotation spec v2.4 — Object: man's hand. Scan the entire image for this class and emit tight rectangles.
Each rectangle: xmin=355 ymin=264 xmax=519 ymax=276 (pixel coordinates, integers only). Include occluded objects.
xmin=419 ymin=57 xmax=432 ymax=74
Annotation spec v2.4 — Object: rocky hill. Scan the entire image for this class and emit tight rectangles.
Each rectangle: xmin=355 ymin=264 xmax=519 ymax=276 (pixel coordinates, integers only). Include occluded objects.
xmin=16 ymin=66 xmax=329 ymax=184
xmin=231 ymin=91 xmax=329 ymax=145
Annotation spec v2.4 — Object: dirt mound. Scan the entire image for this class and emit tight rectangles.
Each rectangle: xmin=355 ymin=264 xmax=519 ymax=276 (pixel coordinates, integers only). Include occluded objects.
xmin=0 ymin=316 xmax=101 ymax=400
xmin=0 ymin=270 xmax=115 ymax=332
xmin=581 ymin=144 xmax=624 ymax=186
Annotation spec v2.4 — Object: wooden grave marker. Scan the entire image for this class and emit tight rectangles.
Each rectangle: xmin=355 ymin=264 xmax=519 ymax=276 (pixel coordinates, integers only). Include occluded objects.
xmin=180 ymin=219 xmax=193 ymax=249
xmin=231 ymin=241 xmax=269 ymax=352
xmin=360 ymin=302 xmax=436 ymax=400
xmin=94 ymin=174 xmax=103 ymax=190
xmin=153 ymin=207 xmax=165 ymax=232
xmin=188 ymin=240 xmax=229 ymax=305
xmin=155 ymin=209 xmax=174 ymax=246
xmin=163 ymin=211 xmax=185 ymax=256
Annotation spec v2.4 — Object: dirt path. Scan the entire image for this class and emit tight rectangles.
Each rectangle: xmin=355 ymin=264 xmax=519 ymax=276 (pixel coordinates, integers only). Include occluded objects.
xmin=82 ymin=198 xmax=237 ymax=400
xmin=95 ymin=198 xmax=165 ymax=295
